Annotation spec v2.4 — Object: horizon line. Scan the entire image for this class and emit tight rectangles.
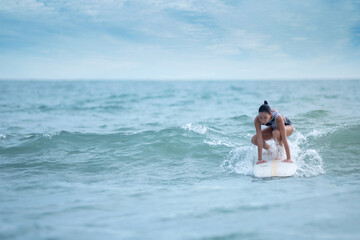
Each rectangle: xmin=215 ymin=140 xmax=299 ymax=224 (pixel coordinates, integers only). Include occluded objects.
xmin=1 ymin=78 xmax=360 ymax=82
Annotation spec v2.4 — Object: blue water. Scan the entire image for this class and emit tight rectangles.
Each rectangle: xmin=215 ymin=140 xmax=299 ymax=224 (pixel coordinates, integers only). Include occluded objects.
xmin=1 ymin=80 xmax=360 ymax=240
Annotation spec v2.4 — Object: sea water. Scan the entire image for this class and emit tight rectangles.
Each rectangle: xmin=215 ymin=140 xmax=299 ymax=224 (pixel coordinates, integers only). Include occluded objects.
xmin=0 ymin=80 xmax=359 ymax=240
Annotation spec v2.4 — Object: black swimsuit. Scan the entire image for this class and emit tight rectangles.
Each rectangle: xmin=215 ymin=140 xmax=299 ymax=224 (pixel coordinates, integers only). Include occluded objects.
xmin=264 ymin=111 xmax=292 ymax=130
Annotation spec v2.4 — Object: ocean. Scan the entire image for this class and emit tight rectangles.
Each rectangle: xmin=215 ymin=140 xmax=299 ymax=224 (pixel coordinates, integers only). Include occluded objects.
xmin=0 ymin=80 xmax=359 ymax=240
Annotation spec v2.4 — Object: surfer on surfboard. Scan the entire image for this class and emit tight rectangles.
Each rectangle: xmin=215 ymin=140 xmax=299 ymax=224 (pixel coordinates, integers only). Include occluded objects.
xmin=251 ymin=101 xmax=294 ymax=165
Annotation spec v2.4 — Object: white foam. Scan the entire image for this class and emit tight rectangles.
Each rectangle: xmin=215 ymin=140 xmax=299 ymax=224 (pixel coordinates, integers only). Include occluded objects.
xmin=0 ymin=134 xmax=6 ymax=139
xmin=306 ymin=129 xmax=323 ymax=138
xmin=290 ymin=132 xmax=325 ymax=177
xmin=305 ymin=125 xmax=341 ymax=139
xmin=181 ymin=123 xmax=223 ymax=135
xmin=182 ymin=123 xmax=235 ymax=147
xmin=42 ymin=132 xmax=60 ymax=139
xmin=221 ymin=132 xmax=325 ymax=177
xmin=181 ymin=123 xmax=208 ymax=135
xmin=204 ymin=138 xmax=234 ymax=147
xmin=221 ymin=146 xmax=256 ymax=176
xmin=295 ymin=149 xmax=324 ymax=177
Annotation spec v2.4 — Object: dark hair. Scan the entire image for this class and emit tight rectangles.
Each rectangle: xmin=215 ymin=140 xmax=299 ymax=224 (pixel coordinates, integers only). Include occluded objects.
xmin=259 ymin=100 xmax=271 ymax=114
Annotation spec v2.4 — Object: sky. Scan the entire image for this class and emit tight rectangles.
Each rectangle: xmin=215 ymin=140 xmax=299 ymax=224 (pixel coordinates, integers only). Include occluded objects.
xmin=0 ymin=0 xmax=360 ymax=80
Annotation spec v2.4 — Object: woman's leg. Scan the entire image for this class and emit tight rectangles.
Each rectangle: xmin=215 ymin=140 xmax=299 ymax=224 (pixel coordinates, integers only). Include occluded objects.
xmin=251 ymin=126 xmax=273 ymax=149
xmin=272 ymin=125 xmax=294 ymax=146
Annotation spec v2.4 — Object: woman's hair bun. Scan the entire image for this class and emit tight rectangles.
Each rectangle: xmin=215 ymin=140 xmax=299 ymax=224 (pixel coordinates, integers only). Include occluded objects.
xmin=259 ymin=100 xmax=271 ymax=113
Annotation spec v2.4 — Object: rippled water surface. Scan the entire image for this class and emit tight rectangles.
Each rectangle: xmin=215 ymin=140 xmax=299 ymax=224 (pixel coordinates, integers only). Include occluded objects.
xmin=1 ymin=80 xmax=360 ymax=239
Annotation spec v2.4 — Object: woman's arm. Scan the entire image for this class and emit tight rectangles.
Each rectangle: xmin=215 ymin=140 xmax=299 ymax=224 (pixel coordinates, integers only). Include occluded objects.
xmin=254 ymin=117 xmax=266 ymax=164
xmin=277 ymin=117 xmax=293 ymax=163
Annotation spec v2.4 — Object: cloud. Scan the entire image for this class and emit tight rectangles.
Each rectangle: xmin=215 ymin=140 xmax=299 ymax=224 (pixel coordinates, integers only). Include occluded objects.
xmin=0 ymin=0 xmax=48 ymax=12
xmin=292 ymin=37 xmax=308 ymax=41
xmin=0 ymin=0 xmax=360 ymax=79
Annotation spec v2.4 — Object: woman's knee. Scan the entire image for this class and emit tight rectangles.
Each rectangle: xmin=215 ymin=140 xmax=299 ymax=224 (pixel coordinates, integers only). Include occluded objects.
xmin=272 ymin=129 xmax=281 ymax=140
xmin=286 ymin=125 xmax=294 ymax=136
xmin=251 ymin=135 xmax=257 ymax=145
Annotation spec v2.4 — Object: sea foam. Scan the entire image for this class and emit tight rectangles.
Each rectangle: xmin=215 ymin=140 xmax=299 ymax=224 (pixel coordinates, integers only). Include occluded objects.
xmin=221 ymin=131 xmax=325 ymax=177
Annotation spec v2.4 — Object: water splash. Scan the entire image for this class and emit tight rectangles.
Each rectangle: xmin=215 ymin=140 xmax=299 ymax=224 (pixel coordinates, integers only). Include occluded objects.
xmin=221 ymin=145 xmax=256 ymax=176
xmin=221 ymin=131 xmax=325 ymax=177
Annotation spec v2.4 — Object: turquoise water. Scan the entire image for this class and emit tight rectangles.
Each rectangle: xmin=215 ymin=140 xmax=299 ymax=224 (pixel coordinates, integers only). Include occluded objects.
xmin=1 ymin=80 xmax=360 ymax=240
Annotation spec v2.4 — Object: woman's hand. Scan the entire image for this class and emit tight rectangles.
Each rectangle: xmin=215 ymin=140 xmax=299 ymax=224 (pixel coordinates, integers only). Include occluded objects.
xmin=256 ymin=159 xmax=267 ymax=164
xmin=282 ymin=158 xmax=293 ymax=163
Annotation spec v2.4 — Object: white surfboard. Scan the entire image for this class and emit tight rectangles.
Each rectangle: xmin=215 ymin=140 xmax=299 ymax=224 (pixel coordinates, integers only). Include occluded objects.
xmin=253 ymin=158 xmax=297 ymax=178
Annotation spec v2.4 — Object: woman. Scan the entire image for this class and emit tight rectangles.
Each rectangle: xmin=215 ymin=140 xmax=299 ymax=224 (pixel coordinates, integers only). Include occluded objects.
xmin=251 ymin=101 xmax=294 ymax=164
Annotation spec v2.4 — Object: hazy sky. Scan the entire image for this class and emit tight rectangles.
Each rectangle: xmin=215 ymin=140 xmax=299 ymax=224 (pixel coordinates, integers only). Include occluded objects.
xmin=1 ymin=0 xmax=360 ymax=80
